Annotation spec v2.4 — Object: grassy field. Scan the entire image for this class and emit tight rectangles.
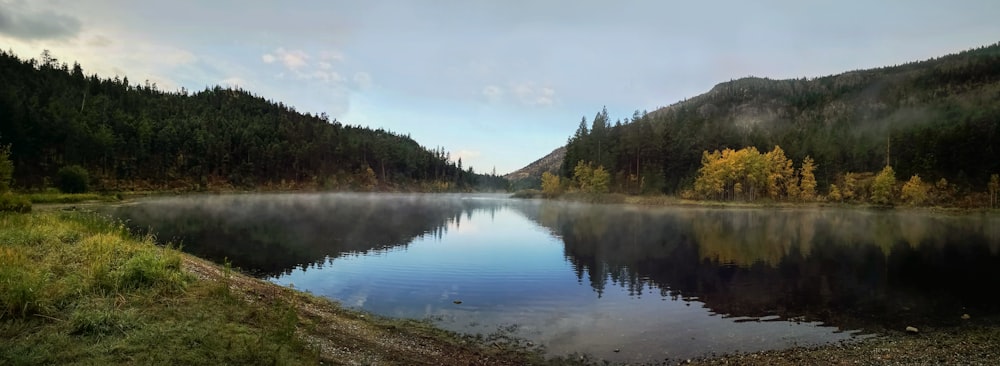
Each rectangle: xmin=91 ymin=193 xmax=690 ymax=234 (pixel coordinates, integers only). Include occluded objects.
xmin=0 ymin=211 xmax=552 ymax=365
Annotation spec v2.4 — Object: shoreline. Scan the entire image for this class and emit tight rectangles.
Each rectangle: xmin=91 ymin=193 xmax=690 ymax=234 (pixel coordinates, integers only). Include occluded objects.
xmin=515 ymin=190 xmax=999 ymax=215
xmin=8 ymin=194 xmax=999 ymax=365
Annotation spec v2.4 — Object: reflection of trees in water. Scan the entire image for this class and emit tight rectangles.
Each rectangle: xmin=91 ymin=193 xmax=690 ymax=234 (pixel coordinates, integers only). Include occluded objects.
xmin=519 ymin=204 xmax=1000 ymax=329
xmin=116 ymin=194 xmax=506 ymax=277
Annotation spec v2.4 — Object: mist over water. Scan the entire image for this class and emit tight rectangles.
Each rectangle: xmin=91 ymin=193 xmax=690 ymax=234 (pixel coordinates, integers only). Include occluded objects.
xmin=114 ymin=193 xmax=1000 ymax=362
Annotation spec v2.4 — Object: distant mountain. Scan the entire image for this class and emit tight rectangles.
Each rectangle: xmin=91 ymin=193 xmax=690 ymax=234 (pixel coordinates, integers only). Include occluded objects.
xmin=506 ymin=146 xmax=565 ymax=189
xmin=555 ymin=43 xmax=1000 ymax=194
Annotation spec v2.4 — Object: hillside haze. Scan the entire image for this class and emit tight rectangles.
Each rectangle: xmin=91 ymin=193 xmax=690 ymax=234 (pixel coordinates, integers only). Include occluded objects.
xmin=511 ymin=43 xmax=1000 ymax=194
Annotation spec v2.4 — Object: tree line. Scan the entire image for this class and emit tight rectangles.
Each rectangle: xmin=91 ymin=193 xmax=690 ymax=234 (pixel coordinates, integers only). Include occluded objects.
xmin=554 ymin=43 xmax=1000 ymax=207
xmin=0 ymin=50 xmax=507 ymax=192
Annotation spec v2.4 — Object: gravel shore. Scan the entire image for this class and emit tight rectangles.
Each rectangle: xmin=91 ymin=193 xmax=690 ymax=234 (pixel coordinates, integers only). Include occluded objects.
xmin=689 ymin=322 xmax=1000 ymax=366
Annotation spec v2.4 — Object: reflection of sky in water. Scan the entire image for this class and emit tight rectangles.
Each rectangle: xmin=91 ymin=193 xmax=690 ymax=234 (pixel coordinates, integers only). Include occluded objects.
xmin=272 ymin=205 xmax=856 ymax=362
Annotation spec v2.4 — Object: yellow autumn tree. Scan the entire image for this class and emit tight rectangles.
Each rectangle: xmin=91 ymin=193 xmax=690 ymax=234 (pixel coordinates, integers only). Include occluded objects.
xmin=572 ymin=161 xmax=611 ymax=194
xmin=842 ymin=172 xmax=857 ymax=201
xmin=799 ymin=156 xmax=817 ymax=201
xmin=828 ymin=184 xmax=842 ymax=202
xmin=590 ymin=166 xmax=611 ymax=194
xmin=764 ymin=145 xmax=795 ymax=200
xmin=871 ymin=166 xmax=896 ymax=205
xmin=540 ymin=171 xmax=562 ymax=197
xmin=695 ymin=145 xmax=806 ymax=201
xmin=901 ymin=174 xmax=928 ymax=206
xmin=573 ymin=161 xmax=593 ymax=192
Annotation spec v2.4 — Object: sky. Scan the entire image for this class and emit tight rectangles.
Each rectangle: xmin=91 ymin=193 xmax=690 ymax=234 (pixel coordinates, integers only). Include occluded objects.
xmin=1 ymin=1 xmax=998 ymax=174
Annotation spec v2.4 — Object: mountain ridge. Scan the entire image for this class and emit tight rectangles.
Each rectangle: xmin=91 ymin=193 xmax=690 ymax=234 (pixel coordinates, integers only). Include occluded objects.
xmin=512 ymin=42 xmax=1000 ymax=194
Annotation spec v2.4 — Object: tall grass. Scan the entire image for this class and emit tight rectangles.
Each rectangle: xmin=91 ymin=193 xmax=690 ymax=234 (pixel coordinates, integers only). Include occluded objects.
xmin=0 ymin=211 xmax=316 ymax=365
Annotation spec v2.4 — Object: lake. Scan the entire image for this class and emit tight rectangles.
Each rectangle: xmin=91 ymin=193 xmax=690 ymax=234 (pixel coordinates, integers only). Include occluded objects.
xmin=113 ymin=193 xmax=1000 ymax=362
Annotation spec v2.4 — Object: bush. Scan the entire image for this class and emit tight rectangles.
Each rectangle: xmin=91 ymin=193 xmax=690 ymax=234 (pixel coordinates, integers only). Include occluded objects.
xmin=871 ymin=166 xmax=896 ymax=205
xmin=901 ymin=174 xmax=928 ymax=206
xmin=0 ymin=192 xmax=31 ymax=213
xmin=56 ymin=165 xmax=90 ymax=193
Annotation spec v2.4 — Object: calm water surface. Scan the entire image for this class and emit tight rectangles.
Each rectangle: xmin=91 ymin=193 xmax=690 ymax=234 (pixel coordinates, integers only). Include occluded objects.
xmin=114 ymin=193 xmax=1000 ymax=362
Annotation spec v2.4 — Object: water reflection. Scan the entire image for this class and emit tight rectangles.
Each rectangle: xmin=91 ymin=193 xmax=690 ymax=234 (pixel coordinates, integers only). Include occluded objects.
xmin=519 ymin=203 xmax=1000 ymax=329
xmin=115 ymin=194 xmax=1000 ymax=359
xmin=115 ymin=193 xmax=507 ymax=276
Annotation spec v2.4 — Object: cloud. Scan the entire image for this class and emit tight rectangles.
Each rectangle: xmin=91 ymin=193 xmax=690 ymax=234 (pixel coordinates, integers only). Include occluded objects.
xmin=353 ymin=71 xmax=372 ymax=90
xmin=511 ymin=82 xmax=556 ymax=106
xmin=0 ymin=1 xmax=82 ymax=41
xmin=263 ymin=47 xmax=355 ymax=86
xmin=262 ymin=47 xmax=309 ymax=70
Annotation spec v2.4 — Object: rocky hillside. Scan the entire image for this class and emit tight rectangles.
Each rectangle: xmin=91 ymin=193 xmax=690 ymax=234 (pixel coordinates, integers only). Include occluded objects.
xmin=506 ymin=146 xmax=565 ymax=189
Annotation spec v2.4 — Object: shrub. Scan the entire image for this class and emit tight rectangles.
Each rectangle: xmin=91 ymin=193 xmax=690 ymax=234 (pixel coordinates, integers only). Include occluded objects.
xmin=56 ymin=165 xmax=90 ymax=193
xmin=871 ymin=166 xmax=896 ymax=205
xmin=0 ymin=192 xmax=31 ymax=213
xmin=901 ymin=175 xmax=929 ymax=206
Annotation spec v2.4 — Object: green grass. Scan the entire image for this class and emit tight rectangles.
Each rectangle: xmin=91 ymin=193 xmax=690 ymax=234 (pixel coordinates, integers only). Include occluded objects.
xmin=0 ymin=193 xmax=31 ymax=212
xmin=25 ymin=191 xmax=119 ymax=204
xmin=0 ymin=211 xmax=316 ymax=365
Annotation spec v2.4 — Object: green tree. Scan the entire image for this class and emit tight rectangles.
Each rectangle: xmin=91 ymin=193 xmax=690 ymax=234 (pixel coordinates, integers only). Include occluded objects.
xmin=901 ymin=174 xmax=928 ymax=206
xmin=871 ymin=165 xmax=896 ymax=205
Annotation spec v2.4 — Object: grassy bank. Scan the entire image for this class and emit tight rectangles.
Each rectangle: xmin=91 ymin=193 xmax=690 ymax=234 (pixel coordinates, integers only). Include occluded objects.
xmin=24 ymin=191 xmax=121 ymax=204
xmin=0 ymin=211 xmax=550 ymax=365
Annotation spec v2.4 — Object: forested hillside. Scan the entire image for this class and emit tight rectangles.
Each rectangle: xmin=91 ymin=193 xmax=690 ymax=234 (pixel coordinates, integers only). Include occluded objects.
xmin=0 ymin=50 xmax=506 ymax=191
xmin=556 ymin=43 xmax=1000 ymax=199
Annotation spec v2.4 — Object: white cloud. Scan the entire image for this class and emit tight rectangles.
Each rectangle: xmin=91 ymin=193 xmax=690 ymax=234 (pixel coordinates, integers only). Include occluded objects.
xmin=263 ymin=47 xmax=356 ymax=86
xmin=262 ymin=47 xmax=308 ymax=70
xmin=535 ymin=87 xmax=555 ymax=106
xmin=353 ymin=71 xmax=372 ymax=90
